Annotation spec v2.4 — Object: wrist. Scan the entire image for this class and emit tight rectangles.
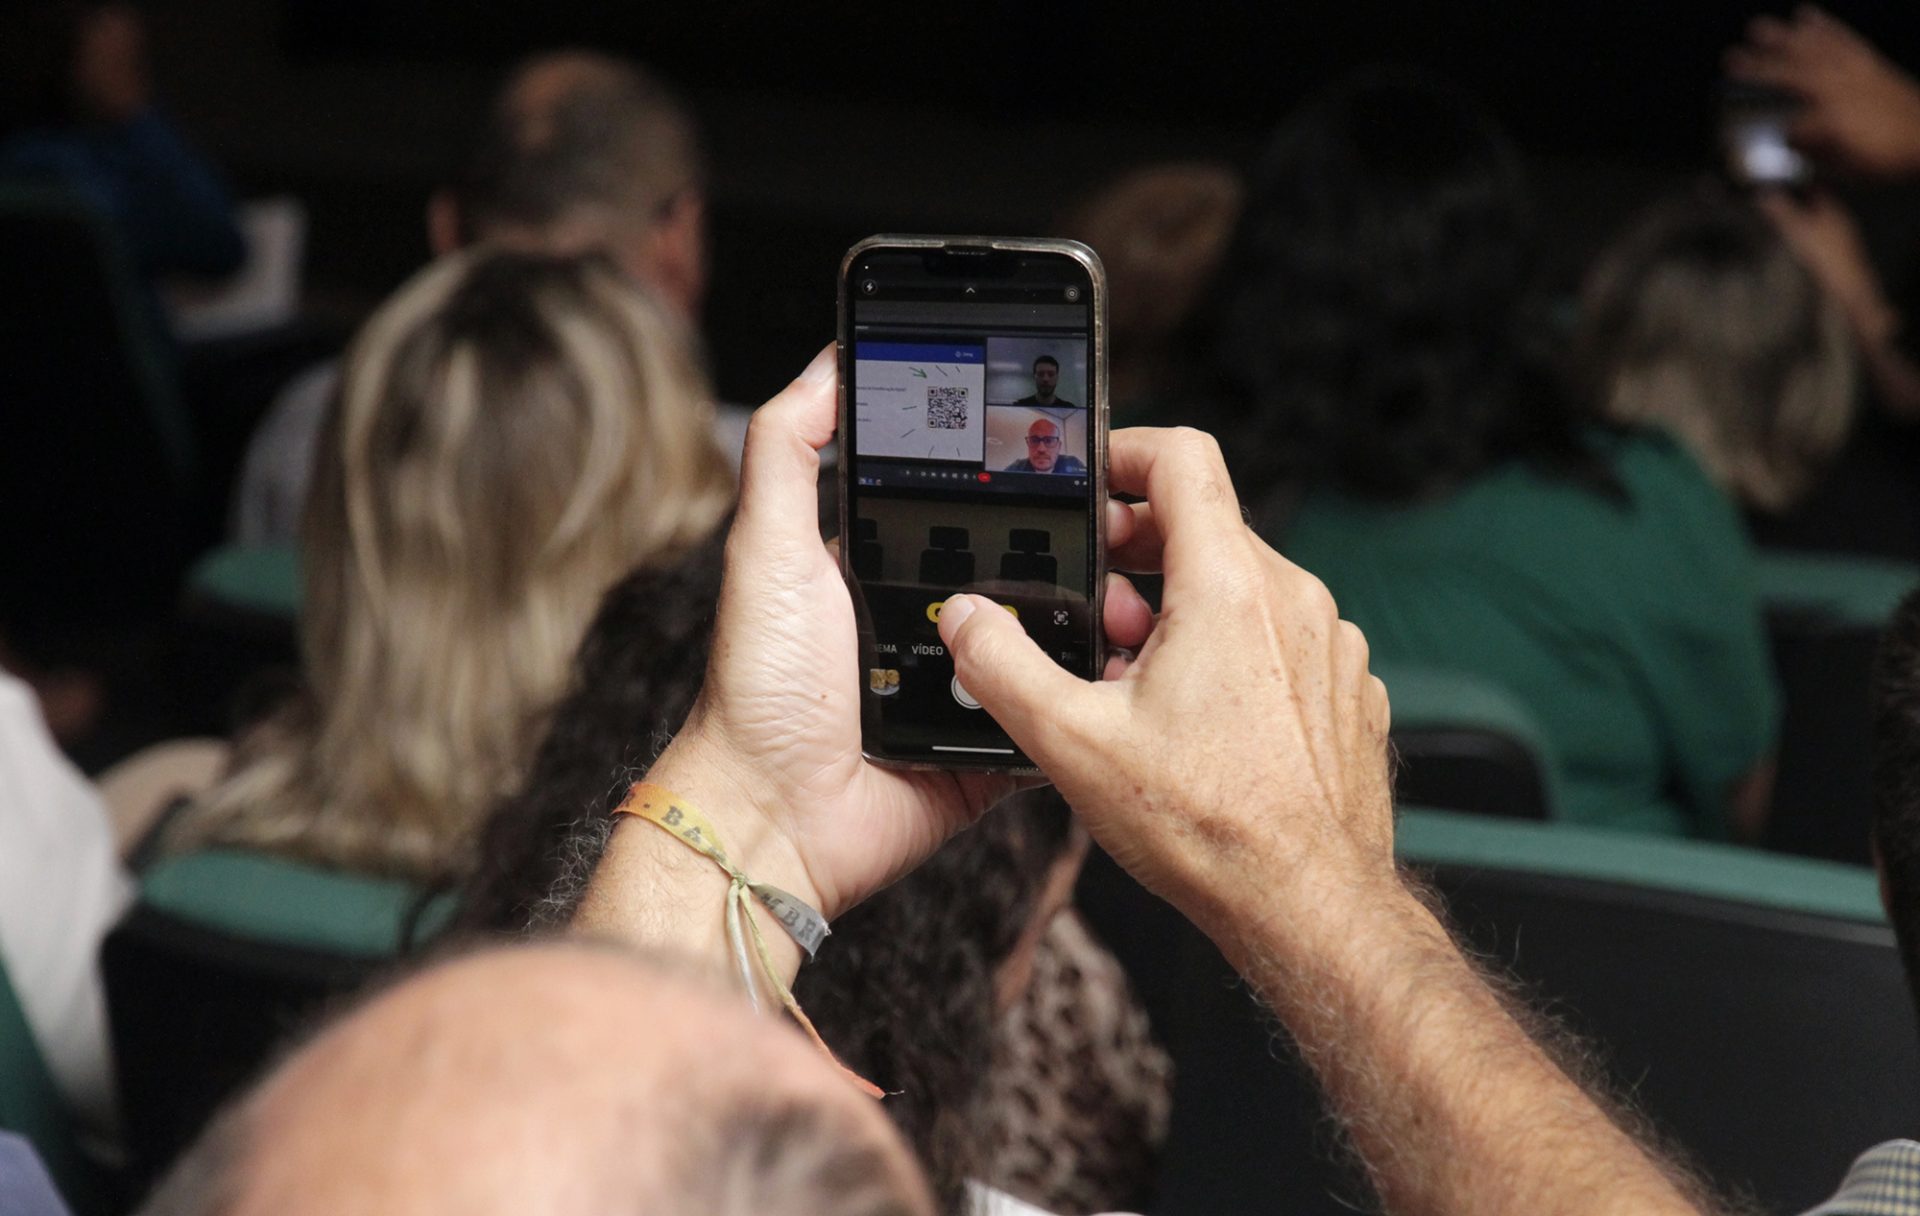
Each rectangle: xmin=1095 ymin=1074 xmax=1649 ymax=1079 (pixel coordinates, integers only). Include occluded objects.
xmin=1846 ymin=290 xmax=1903 ymax=350
xmin=647 ymin=730 xmax=825 ymax=914
xmin=570 ymin=735 xmax=819 ymax=990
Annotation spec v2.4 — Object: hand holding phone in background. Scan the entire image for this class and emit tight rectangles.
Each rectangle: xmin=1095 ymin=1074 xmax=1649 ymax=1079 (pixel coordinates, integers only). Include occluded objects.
xmin=1725 ymin=6 xmax=1920 ymax=180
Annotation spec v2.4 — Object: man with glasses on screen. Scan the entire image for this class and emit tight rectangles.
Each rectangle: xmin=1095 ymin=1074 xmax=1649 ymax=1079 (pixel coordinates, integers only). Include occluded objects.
xmin=1004 ymin=418 xmax=1086 ymax=475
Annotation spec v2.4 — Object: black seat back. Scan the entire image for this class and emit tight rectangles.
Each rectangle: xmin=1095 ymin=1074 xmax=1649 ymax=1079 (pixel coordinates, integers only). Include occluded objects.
xmin=101 ymin=904 xmax=390 ymax=1193
xmin=1079 ymin=811 xmax=1918 ymax=1215
xmin=0 ymin=186 xmax=193 ymax=646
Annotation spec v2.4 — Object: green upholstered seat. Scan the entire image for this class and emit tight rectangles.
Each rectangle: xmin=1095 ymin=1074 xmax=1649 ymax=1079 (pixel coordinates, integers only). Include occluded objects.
xmin=137 ymin=848 xmax=449 ymax=956
xmin=107 ymin=850 xmax=454 ymax=1188
xmin=1757 ymin=550 xmax=1920 ymax=628
xmin=1395 ymin=806 xmax=1884 ymax=921
xmin=1373 ymin=662 xmax=1563 ymax=819
xmin=182 ymin=546 xmax=301 ymax=624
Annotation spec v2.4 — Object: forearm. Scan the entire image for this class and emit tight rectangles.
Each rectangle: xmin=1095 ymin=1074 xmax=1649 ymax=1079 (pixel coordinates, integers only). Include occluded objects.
xmin=1221 ymin=880 xmax=1707 ymax=1216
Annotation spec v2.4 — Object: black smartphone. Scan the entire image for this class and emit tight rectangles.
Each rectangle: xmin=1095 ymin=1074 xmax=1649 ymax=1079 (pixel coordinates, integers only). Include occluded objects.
xmin=838 ymin=236 xmax=1107 ymax=772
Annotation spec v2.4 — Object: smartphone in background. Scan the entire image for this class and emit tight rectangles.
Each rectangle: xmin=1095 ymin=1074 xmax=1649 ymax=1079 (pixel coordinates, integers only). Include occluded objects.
xmin=1720 ymin=81 xmax=1810 ymax=188
xmin=838 ymin=236 xmax=1107 ymax=772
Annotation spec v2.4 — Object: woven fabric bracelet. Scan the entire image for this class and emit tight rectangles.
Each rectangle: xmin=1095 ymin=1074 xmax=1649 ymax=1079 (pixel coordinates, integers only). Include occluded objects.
xmin=612 ymin=781 xmax=884 ymax=1099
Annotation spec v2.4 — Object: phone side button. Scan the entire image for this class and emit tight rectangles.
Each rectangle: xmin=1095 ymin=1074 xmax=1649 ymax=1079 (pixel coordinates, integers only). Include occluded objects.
xmin=950 ymin=676 xmax=983 ymax=710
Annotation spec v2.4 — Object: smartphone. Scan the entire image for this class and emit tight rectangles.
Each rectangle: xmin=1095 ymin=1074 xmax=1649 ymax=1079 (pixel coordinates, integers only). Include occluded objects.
xmin=838 ymin=236 xmax=1107 ymax=772
xmin=1720 ymin=81 xmax=1810 ymax=188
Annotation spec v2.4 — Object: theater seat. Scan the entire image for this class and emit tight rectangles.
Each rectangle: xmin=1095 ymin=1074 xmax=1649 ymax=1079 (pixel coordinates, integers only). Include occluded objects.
xmin=998 ymin=527 xmax=1058 ymax=584
xmin=1375 ymin=663 xmax=1559 ymax=819
xmin=172 ymin=544 xmax=301 ymax=740
xmin=1759 ymin=550 xmax=1920 ymax=864
xmin=918 ymin=525 xmax=975 ymax=586
xmin=102 ymin=850 xmax=452 ymax=1193
xmin=0 ymin=186 xmax=195 ymax=648
xmin=1078 ymin=809 xmax=1915 ymax=1216
xmin=0 ymin=964 xmax=109 ymax=1214
xmin=851 ymin=518 xmax=884 ymax=581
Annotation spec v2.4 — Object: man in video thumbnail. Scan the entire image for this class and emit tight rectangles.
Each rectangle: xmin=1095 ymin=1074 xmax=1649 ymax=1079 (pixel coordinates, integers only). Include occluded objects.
xmin=1014 ymin=355 xmax=1078 ymax=409
xmin=1004 ymin=419 xmax=1087 ymax=474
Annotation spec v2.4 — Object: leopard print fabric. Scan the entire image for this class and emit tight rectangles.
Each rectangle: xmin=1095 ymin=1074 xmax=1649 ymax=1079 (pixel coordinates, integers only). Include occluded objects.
xmin=976 ymin=910 xmax=1173 ymax=1215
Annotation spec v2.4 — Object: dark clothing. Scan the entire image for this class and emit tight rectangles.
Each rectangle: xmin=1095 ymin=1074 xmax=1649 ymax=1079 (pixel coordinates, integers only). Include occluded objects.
xmin=0 ymin=109 xmax=245 ymax=280
xmin=1005 ymin=455 xmax=1088 ymax=475
xmin=1014 ymin=395 xmax=1079 ymax=410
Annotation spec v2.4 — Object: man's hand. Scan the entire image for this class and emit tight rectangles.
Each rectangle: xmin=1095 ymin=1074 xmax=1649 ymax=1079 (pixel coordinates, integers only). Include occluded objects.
xmin=1759 ymin=188 xmax=1898 ymax=344
xmin=937 ymin=427 xmax=1395 ymax=961
xmin=1759 ymin=188 xmax=1920 ymax=419
xmin=577 ymin=347 xmax=1152 ymax=969
xmin=1727 ymin=6 xmax=1920 ymax=178
xmin=937 ymin=429 xmax=1710 ymax=1215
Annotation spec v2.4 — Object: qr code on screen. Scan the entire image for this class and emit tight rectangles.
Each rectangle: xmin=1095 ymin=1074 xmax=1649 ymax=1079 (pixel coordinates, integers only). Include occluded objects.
xmin=926 ymin=386 xmax=969 ymax=430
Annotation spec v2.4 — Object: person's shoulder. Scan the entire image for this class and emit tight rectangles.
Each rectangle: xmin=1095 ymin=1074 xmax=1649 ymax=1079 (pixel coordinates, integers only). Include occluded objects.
xmin=1013 ymin=394 xmax=1040 ymax=405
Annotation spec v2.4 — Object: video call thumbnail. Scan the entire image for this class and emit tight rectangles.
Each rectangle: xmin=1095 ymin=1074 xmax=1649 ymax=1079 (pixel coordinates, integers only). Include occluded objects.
xmin=985 ymin=336 xmax=1088 ymax=410
xmin=987 ymin=405 xmax=1089 ymax=475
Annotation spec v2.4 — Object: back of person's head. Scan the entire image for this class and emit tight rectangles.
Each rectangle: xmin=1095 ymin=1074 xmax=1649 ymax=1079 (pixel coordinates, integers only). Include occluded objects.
xmin=1874 ymin=589 xmax=1920 ymax=1021
xmin=1203 ymin=69 xmax=1590 ymax=503
xmin=136 ymin=945 xmax=933 ymax=1216
xmin=1057 ymin=162 xmax=1243 ymax=420
xmin=451 ymin=52 xmax=706 ymax=314
xmin=1576 ymin=188 xmax=1855 ymax=513
xmin=174 ymin=247 xmax=733 ymax=880
xmin=448 ymin=544 xmax=1077 ymax=1213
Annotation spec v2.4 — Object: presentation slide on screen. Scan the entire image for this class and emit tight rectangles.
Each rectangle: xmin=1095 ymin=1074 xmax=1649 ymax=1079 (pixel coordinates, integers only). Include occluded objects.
xmin=853 ymin=342 xmax=987 ymax=463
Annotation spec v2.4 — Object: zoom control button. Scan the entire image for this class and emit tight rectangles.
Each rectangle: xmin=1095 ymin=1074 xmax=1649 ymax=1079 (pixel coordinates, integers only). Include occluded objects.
xmin=950 ymin=676 xmax=982 ymax=710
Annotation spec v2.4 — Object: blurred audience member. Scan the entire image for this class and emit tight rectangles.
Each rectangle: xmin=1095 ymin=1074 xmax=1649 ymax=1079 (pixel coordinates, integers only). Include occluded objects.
xmin=0 ymin=2 xmax=243 ymax=289
xmin=1202 ymin=71 xmax=1777 ymax=838
xmin=1057 ymin=163 xmax=1241 ymax=426
xmin=1578 ymin=188 xmax=1856 ymax=513
xmin=234 ymin=51 xmax=716 ymax=547
xmin=163 ymin=249 xmax=732 ymax=881
xmin=451 ymin=542 xmax=1169 ymax=1215
xmin=0 ymin=669 xmax=131 ymax=1146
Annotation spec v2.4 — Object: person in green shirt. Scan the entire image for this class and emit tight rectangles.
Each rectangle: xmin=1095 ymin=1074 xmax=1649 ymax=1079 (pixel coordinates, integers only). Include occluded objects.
xmin=1193 ymin=70 xmax=1779 ymax=838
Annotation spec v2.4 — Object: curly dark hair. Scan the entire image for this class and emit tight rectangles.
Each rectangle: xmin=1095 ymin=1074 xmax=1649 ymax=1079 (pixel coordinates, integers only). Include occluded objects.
xmin=1196 ymin=69 xmax=1612 ymax=505
xmin=443 ymin=529 xmax=1072 ymax=1214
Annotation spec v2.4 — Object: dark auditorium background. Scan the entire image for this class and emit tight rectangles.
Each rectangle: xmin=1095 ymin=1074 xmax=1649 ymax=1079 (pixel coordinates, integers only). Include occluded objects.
xmin=153 ymin=0 xmax=1920 ymax=403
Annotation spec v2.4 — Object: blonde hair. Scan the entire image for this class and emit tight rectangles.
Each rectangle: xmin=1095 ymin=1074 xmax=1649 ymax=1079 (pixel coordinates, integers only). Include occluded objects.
xmin=1578 ymin=190 xmax=1856 ymax=513
xmin=178 ymin=247 xmax=733 ymax=879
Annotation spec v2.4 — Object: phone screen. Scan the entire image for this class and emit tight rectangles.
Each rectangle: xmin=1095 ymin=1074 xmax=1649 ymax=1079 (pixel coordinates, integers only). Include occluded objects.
xmin=1719 ymin=81 xmax=1810 ymax=188
xmin=840 ymin=241 xmax=1103 ymax=768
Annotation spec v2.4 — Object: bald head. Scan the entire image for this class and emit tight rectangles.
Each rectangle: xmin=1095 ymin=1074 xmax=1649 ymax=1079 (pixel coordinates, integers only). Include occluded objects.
xmin=140 ymin=944 xmax=930 ymax=1216
xmin=449 ymin=51 xmax=708 ymax=318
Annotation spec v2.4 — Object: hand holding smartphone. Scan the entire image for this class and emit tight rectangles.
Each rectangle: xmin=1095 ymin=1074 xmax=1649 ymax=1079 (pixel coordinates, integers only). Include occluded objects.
xmin=837 ymin=236 xmax=1107 ymax=772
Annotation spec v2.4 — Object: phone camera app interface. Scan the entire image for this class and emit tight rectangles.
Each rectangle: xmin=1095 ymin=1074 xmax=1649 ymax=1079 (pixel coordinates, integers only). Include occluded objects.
xmin=847 ymin=253 xmax=1096 ymax=763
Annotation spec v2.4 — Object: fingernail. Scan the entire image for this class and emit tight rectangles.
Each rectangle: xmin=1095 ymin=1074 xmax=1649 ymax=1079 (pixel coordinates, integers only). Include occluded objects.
xmin=939 ymin=595 xmax=976 ymax=635
xmin=801 ymin=344 xmax=836 ymax=385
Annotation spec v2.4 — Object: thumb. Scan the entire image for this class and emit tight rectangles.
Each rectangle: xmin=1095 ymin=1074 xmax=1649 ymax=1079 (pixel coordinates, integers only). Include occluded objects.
xmin=937 ymin=594 xmax=1087 ymax=760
